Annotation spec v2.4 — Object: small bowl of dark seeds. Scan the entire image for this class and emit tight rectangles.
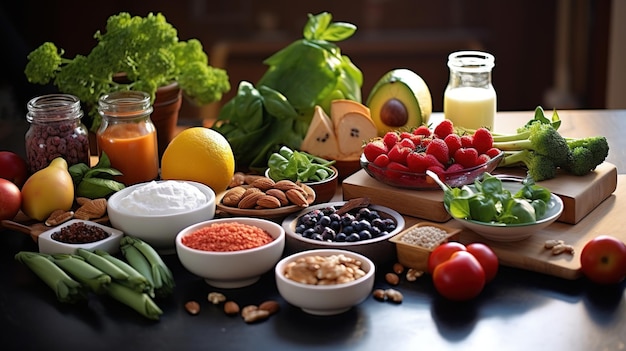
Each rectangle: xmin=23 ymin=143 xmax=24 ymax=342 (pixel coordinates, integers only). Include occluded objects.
xmin=281 ymin=199 xmax=405 ymax=264
xmin=38 ymin=219 xmax=124 ymax=254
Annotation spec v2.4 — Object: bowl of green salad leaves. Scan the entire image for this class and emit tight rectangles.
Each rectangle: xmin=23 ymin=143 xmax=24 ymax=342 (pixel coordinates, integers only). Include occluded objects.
xmin=429 ymin=171 xmax=563 ymax=242
xmin=266 ymin=146 xmax=338 ymax=204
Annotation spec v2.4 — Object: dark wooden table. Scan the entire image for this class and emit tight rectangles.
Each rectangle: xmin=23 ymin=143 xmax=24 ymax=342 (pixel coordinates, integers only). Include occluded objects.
xmin=0 ymin=110 xmax=624 ymax=351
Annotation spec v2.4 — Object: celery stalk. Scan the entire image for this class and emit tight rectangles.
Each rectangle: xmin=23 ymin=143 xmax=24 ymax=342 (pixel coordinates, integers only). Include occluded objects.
xmin=106 ymin=282 xmax=163 ymax=320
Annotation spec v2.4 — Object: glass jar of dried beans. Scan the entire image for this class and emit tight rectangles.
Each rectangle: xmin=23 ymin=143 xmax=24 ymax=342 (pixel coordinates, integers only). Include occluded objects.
xmin=25 ymin=94 xmax=90 ymax=173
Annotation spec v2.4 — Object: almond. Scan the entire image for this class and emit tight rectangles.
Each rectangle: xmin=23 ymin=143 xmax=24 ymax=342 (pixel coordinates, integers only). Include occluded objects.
xmin=250 ymin=177 xmax=275 ymax=191
xmin=273 ymin=180 xmax=301 ymax=192
xmin=45 ymin=210 xmax=75 ymax=226
xmin=258 ymin=300 xmax=280 ymax=315
xmin=265 ymin=189 xmax=289 ymax=206
xmin=256 ymin=194 xmax=282 ymax=209
xmin=74 ymin=198 xmax=107 ymax=220
xmin=222 ymin=186 xmax=246 ymax=207
xmin=244 ymin=174 xmax=264 ymax=185
xmin=229 ymin=172 xmax=246 ymax=188
xmin=286 ymin=188 xmax=309 ymax=207
xmin=238 ymin=191 xmax=264 ymax=209
xmin=242 ymin=187 xmax=262 ymax=198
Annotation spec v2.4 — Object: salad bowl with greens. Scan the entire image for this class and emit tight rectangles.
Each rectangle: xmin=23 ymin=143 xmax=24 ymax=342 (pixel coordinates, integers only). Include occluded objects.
xmin=429 ymin=171 xmax=563 ymax=242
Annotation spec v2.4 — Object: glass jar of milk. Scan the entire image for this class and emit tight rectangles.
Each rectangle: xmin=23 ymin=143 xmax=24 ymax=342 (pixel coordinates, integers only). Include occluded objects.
xmin=443 ymin=51 xmax=496 ymax=130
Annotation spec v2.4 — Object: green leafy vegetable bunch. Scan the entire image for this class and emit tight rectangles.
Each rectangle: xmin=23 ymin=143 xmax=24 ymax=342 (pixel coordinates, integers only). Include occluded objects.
xmin=267 ymin=146 xmax=335 ymax=183
xmin=443 ymin=173 xmax=552 ymax=225
xmin=212 ymin=12 xmax=362 ymax=172
xmin=25 ymin=12 xmax=230 ymax=131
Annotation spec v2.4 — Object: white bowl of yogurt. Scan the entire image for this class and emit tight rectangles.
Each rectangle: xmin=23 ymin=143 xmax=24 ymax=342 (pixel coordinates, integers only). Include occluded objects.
xmin=107 ymin=180 xmax=216 ymax=252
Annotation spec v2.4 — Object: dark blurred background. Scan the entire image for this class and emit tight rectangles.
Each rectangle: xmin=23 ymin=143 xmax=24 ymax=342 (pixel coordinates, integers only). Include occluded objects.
xmin=0 ymin=0 xmax=619 ymax=124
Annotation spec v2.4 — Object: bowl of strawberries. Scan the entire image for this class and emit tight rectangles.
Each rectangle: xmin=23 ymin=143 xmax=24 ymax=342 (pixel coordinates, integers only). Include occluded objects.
xmin=360 ymin=120 xmax=504 ymax=190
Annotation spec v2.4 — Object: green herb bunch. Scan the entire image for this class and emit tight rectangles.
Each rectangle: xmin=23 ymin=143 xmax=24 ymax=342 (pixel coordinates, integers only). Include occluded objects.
xmin=24 ymin=12 xmax=230 ymax=131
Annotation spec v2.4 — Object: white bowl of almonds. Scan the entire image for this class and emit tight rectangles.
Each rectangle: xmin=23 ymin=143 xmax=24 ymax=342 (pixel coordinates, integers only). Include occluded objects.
xmin=389 ymin=222 xmax=461 ymax=271
xmin=274 ymin=249 xmax=375 ymax=316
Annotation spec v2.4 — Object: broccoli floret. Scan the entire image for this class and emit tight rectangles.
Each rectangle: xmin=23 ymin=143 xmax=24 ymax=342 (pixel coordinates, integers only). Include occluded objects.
xmin=493 ymin=122 xmax=571 ymax=167
xmin=499 ymin=149 xmax=557 ymax=181
xmin=564 ymin=136 xmax=609 ymax=175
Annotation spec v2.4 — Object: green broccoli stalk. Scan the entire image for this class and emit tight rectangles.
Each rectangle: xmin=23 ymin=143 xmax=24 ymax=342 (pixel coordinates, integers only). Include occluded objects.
xmin=493 ymin=122 xmax=571 ymax=167
xmin=499 ymin=149 xmax=557 ymax=181
xmin=24 ymin=12 xmax=230 ymax=131
xmin=564 ymin=136 xmax=609 ymax=175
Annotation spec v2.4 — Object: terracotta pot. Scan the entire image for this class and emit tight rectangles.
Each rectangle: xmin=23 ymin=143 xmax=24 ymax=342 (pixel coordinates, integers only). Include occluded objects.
xmin=152 ymin=82 xmax=183 ymax=159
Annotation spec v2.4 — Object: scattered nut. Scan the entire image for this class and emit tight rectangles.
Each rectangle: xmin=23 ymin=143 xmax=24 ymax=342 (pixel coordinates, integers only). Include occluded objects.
xmin=405 ymin=268 xmax=424 ymax=282
xmin=207 ymin=292 xmax=226 ymax=304
xmin=392 ymin=262 xmax=405 ymax=275
xmin=74 ymin=198 xmax=107 ymax=220
xmin=258 ymin=300 xmax=280 ymax=315
xmin=224 ymin=301 xmax=240 ymax=315
xmin=372 ymin=289 xmax=387 ymax=301
xmin=285 ymin=188 xmax=309 ymax=207
xmin=185 ymin=301 xmax=200 ymax=315
xmin=45 ymin=210 xmax=74 ymax=226
xmin=384 ymin=288 xmax=404 ymax=303
xmin=544 ymin=239 xmax=564 ymax=249
xmin=222 ymin=186 xmax=246 ymax=206
xmin=241 ymin=305 xmax=270 ymax=323
xmin=385 ymin=272 xmax=400 ymax=286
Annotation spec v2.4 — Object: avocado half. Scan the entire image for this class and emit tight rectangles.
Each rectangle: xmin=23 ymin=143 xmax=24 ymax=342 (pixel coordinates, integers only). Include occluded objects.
xmin=366 ymin=69 xmax=432 ymax=136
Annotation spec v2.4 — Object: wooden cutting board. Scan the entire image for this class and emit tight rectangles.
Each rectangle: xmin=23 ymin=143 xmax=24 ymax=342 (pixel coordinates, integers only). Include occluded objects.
xmin=430 ymin=175 xmax=626 ymax=280
xmin=342 ymin=162 xmax=617 ymax=224
xmin=343 ymin=167 xmax=623 ymax=280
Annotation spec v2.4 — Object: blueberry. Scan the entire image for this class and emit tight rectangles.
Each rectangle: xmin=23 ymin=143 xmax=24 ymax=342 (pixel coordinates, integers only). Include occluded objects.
xmin=302 ymin=228 xmax=316 ymax=238
xmin=346 ymin=233 xmax=361 ymax=242
xmin=321 ymin=227 xmax=336 ymax=241
xmin=358 ymin=230 xmax=372 ymax=240
xmin=319 ymin=215 xmax=331 ymax=227
xmin=343 ymin=225 xmax=354 ymax=234
xmin=336 ymin=233 xmax=347 ymax=242
xmin=310 ymin=233 xmax=323 ymax=241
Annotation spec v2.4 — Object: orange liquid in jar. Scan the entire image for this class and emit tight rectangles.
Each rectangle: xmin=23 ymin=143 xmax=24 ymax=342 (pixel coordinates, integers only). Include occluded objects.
xmin=97 ymin=123 xmax=158 ymax=185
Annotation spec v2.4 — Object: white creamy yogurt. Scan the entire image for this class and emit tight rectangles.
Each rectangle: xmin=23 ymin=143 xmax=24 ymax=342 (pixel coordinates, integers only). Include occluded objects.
xmin=118 ymin=181 xmax=207 ymax=215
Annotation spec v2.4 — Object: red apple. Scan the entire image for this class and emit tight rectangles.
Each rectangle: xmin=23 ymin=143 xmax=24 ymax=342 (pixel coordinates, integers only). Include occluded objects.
xmin=0 ymin=178 xmax=22 ymax=221
xmin=580 ymin=235 xmax=626 ymax=285
xmin=0 ymin=151 xmax=29 ymax=187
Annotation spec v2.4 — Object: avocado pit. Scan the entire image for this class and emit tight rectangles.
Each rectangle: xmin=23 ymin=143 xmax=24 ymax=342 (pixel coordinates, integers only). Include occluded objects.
xmin=380 ymin=98 xmax=408 ymax=127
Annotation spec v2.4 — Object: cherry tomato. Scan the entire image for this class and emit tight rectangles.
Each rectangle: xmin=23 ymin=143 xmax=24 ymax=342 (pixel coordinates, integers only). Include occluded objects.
xmin=428 ymin=242 xmax=466 ymax=274
xmin=432 ymin=251 xmax=486 ymax=301
xmin=466 ymin=243 xmax=499 ymax=282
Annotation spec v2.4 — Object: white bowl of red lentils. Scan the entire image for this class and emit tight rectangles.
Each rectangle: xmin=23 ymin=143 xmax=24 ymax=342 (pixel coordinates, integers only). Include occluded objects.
xmin=275 ymin=248 xmax=375 ymax=316
xmin=175 ymin=217 xmax=285 ymax=288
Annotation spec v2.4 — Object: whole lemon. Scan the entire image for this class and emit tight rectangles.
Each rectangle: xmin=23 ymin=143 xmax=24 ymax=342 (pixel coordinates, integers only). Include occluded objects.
xmin=161 ymin=127 xmax=235 ymax=193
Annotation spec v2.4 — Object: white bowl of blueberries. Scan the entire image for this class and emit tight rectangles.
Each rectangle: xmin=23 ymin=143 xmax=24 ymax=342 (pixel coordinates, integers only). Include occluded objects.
xmin=281 ymin=200 xmax=405 ymax=264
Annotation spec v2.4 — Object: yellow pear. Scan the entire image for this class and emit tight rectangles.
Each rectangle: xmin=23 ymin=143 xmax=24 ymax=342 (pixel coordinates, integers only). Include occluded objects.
xmin=21 ymin=157 xmax=75 ymax=221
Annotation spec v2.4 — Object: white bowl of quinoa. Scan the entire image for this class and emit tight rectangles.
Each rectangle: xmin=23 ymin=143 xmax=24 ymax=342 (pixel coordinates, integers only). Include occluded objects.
xmin=175 ymin=217 xmax=285 ymax=288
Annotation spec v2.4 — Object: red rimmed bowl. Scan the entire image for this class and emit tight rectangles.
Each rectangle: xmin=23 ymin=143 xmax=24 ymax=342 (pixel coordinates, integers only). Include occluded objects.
xmin=360 ymin=151 xmax=504 ymax=190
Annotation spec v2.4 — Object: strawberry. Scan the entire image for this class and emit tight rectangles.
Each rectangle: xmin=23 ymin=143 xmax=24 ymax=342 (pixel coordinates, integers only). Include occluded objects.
xmin=454 ymin=147 xmax=479 ymax=168
xmin=387 ymin=144 xmax=411 ymax=164
xmin=398 ymin=137 xmax=416 ymax=149
xmin=477 ymin=153 xmax=491 ymax=166
xmin=413 ymin=125 xmax=431 ymax=137
xmin=443 ymin=133 xmax=463 ymax=158
xmin=460 ymin=135 xmax=474 ymax=148
xmin=385 ymin=161 xmax=410 ymax=179
xmin=399 ymin=131 xmax=414 ymax=140
xmin=373 ymin=153 xmax=390 ymax=167
xmin=445 ymin=163 xmax=465 ymax=173
xmin=426 ymin=138 xmax=449 ymax=165
xmin=426 ymin=164 xmax=446 ymax=183
xmin=406 ymin=152 xmax=428 ymax=173
xmin=434 ymin=119 xmax=454 ymax=138
xmin=472 ymin=128 xmax=494 ymax=154
xmin=383 ymin=131 xmax=400 ymax=149
xmin=485 ymin=147 xmax=502 ymax=159
xmin=363 ymin=139 xmax=388 ymax=162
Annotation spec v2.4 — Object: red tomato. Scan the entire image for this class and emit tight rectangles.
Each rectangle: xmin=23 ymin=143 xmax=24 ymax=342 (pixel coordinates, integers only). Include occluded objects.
xmin=466 ymin=243 xmax=499 ymax=282
xmin=428 ymin=242 xmax=466 ymax=274
xmin=432 ymin=251 xmax=486 ymax=301
xmin=0 ymin=178 xmax=22 ymax=221
xmin=580 ymin=235 xmax=626 ymax=285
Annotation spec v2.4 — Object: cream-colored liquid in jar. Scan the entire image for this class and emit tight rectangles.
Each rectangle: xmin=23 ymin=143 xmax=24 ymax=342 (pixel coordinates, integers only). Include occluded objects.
xmin=444 ymin=86 xmax=496 ymax=130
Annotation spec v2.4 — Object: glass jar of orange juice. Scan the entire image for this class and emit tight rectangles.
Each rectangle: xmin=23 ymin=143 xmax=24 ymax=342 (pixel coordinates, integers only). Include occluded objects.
xmin=96 ymin=91 xmax=159 ymax=185
xmin=443 ymin=51 xmax=496 ymax=130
